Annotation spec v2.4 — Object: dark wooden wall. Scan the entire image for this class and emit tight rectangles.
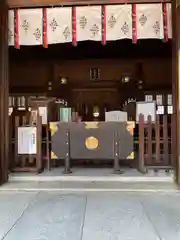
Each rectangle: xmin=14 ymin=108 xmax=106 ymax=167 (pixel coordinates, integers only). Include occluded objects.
xmin=53 ymin=59 xmax=172 ymax=88
xmin=9 ymin=56 xmax=172 ymax=114
xmin=9 ymin=39 xmax=172 ymax=113
xmin=10 ymin=58 xmax=172 ymax=91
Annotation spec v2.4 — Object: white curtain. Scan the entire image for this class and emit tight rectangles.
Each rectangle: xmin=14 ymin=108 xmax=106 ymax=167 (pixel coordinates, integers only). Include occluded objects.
xmin=18 ymin=9 xmax=43 ymax=46
xmin=76 ymin=6 xmax=102 ymax=42
xmin=166 ymin=3 xmax=172 ymax=38
xmin=47 ymin=7 xmax=72 ymax=44
xmin=8 ymin=10 xmax=14 ymax=46
xmin=136 ymin=4 xmax=164 ymax=39
xmin=106 ymin=5 xmax=132 ymax=41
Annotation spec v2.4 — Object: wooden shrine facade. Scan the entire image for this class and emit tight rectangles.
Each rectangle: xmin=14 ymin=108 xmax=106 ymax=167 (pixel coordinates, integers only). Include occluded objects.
xmin=0 ymin=0 xmax=180 ymax=184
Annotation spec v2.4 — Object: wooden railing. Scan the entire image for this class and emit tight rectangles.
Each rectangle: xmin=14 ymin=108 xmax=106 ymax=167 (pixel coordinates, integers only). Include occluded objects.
xmin=9 ymin=113 xmax=174 ymax=173
xmin=135 ymin=114 xmax=174 ymax=172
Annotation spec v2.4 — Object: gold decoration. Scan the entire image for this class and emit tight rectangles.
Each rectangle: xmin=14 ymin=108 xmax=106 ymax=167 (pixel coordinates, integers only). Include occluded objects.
xmin=51 ymin=151 xmax=57 ymax=159
xmin=127 ymin=152 xmax=134 ymax=159
xmin=126 ymin=121 xmax=135 ymax=136
xmin=85 ymin=136 xmax=99 ymax=150
xmin=85 ymin=122 xmax=99 ymax=129
xmin=50 ymin=122 xmax=58 ymax=136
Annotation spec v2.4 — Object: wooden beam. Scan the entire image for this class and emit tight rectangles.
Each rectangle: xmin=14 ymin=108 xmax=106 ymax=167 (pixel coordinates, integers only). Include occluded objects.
xmin=8 ymin=0 xmax=171 ymax=8
xmin=0 ymin=0 xmax=9 ymax=184
xmin=176 ymin=0 xmax=180 ymax=184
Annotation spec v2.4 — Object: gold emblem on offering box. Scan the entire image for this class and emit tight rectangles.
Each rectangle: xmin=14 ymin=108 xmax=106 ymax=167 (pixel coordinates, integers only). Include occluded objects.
xmin=50 ymin=122 xmax=58 ymax=136
xmin=85 ymin=122 xmax=99 ymax=129
xmin=85 ymin=136 xmax=99 ymax=150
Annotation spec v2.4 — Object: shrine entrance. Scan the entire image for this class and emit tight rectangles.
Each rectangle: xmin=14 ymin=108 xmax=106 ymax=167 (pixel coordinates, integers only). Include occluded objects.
xmin=7 ymin=41 xmax=174 ymax=177
xmin=0 ymin=1 xmax=180 ymax=184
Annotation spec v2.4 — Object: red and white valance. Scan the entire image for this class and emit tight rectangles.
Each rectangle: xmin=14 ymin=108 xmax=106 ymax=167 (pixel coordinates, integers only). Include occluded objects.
xmin=18 ymin=9 xmax=43 ymax=46
xmin=105 ymin=5 xmax=132 ymax=41
xmin=47 ymin=7 xmax=72 ymax=44
xmin=136 ymin=4 xmax=164 ymax=39
xmin=75 ymin=6 xmax=102 ymax=42
xmin=8 ymin=3 xmax=172 ymax=47
xmin=8 ymin=10 xmax=14 ymax=46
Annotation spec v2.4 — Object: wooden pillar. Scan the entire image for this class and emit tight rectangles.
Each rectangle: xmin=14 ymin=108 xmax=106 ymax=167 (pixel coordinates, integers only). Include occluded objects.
xmin=0 ymin=1 xmax=9 ymax=184
xmin=177 ymin=0 xmax=180 ymax=183
xmin=173 ymin=0 xmax=180 ymax=183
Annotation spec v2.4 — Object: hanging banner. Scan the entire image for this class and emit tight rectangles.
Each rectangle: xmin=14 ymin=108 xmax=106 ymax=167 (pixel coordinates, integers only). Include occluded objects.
xmin=8 ymin=10 xmax=14 ymax=46
xmin=8 ymin=4 xmax=172 ymax=46
xmin=18 ymin=9 xmax=43 ymax=45
xmin=47 ymin=7 xmax=72 ymax=44
xmin=18 ymin=127 xmax=37 ymax=154
xmin=136 ymin=4 xmax=164 ymax=39
xmin=76 ymin=6 xmax=102 ymax=42
xmin=105 ymin=5 xmax=132 ymax=41
xmin=166 ymin=3 xmax=172 ymax=39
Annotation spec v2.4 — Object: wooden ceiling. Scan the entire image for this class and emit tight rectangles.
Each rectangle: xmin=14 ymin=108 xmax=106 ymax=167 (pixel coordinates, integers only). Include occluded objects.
xmin=9 ymin=40 xmax=172 ymax=61
xmin=8 ymin=0 xmax=170 ymax=8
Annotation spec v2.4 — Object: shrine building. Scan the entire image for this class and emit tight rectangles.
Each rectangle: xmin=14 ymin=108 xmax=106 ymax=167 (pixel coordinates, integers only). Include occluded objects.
xmin=0 ymin=0 xmax=180 ymax=184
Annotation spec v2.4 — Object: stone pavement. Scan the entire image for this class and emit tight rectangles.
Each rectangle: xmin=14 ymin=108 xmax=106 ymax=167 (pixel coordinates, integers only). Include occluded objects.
xmin=0 ymin=191 xmax=180 ymax=240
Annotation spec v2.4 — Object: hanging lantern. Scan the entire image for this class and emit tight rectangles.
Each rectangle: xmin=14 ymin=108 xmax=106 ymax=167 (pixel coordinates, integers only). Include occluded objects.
xmin=137 ymin=80 xmax=144 ymax=89
xmin=121 ymin=75 xmax=130 ymax=83
xmin=93 ymin=106 xmax=100 ymax=117
xmin=136 ymin=63 xmax=144 ymax=90
xmin=60 ymin=77 xmax=67 ymax=84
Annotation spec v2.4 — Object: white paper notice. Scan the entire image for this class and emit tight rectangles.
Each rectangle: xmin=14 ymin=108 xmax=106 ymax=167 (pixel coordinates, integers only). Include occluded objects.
xmin=136 ymin=101 xmax=156 ymax=122
xmin=18 ymin=127 xmax=37 ymax=154
xmin=39 ymin=106 xmax=47 ymax=125
xmin=105 ymin=111 xmax=127 ymax=122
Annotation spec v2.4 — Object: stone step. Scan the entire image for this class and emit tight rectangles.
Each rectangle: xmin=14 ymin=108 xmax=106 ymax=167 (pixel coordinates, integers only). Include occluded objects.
xmin=1 ymin=179 xmax=178 ymax=193
xmin=9 ymin=175 xmax=174 ymax=182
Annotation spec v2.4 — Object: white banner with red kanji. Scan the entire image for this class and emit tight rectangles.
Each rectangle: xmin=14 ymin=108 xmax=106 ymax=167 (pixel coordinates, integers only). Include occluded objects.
xmin=47 ymin=7 xmax=72 ymax=44
xmin=105 ymin=5 xmax=132 ymax=41
xmin=75 ymin=6 xmax=102 ymax=42
xmin=136 ymin=4 xmax=164 ymax=39
xmin=8 ymin=10 xmax=14 ymax=46
xmin=18 ymin=9 xmax=43 ymax=46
